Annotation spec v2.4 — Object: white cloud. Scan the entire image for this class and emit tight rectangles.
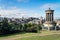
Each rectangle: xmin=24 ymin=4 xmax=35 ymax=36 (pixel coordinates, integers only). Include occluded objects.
xmin=40 ymin=3 xmax=60 ymax=10
xmin=0 ymin=7 xmax=27 ymax=18
xmin=0 ymin=6 xmax=40 ymax=18
xmin=28 ymin=13 xmax=40 ymax=18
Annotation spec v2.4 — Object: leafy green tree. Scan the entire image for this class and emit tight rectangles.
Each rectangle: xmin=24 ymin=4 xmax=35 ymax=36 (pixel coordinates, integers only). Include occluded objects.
xmin=1 ymin=18 xmax=10 ymax=33
xmin=0 ymin=22 xmax=2 ymax=33
xmin=19 ymin=24 xmax=23 ymax=31
xmin=9 ymin=23 xmax=15 ymax=31
xmin=23 ymin=23 xmax=28 ymax=31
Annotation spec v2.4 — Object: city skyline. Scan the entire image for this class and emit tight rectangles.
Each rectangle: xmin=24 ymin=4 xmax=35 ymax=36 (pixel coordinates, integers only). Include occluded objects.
xmin=0 ymin=0 xmax=60 ymax=19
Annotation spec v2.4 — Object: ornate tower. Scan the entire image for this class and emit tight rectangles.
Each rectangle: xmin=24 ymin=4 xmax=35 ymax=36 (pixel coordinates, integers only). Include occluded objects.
xmin=45 ymin=8 xmax=54 ymax=22
xmin=43 ymin=8 xmax=56 ymax=30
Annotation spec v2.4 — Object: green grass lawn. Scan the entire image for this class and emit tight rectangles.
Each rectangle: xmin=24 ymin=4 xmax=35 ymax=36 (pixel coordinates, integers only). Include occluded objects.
xmin=0 ymin=31 xmax=60 ymax=40
xmin=16 ymin=34 xmax=60 ymax=40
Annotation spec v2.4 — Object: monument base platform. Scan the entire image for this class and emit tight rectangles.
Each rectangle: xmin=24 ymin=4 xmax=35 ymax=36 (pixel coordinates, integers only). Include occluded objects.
xmin=43 ymin=21 xmax=56 ymax=30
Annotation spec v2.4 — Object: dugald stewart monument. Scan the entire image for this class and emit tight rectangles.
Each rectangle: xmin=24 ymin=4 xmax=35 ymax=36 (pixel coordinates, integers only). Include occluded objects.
xmin=43 ymin=8 xmax=56 ymax=30
xmin=40 ymin=8 xmax=60 ymax=30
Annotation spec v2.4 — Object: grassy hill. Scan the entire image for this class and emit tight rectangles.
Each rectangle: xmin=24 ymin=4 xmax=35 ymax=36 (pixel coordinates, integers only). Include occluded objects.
xmin=16 ymin=34 xmax=60 ymax=40
xmin=0 ymin=31 xmax=60 ymax=40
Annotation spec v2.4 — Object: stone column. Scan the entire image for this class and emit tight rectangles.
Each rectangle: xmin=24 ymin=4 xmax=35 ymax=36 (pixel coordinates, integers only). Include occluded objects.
xmin=48 ymin=27 xmax=50 ymax=30
xmin=49 ymin=13 xmax=50 ymax=21
xmin=50 ymin=14 xmax=52 ymax=21
xmin=48 ymin=24 xmax=50 ymax=30
xmin=48 ymin=13 xmax=49 ymax=21
xmin=46 ymin=13 xmax=47 ymax=21
xmin=55 ymin=26 xmax=56 ymax=30
xmin=52 ymin=14 xmax=54 ymax=21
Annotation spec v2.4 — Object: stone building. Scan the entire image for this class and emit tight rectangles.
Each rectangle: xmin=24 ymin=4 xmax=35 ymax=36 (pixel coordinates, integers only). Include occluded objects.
xmin=43 ymin=8 xmax=56 ymax=30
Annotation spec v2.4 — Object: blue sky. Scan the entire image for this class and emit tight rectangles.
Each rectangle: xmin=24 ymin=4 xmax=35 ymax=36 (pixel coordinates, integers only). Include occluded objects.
xmin=0 ymin=0 xmax=60 ymax=19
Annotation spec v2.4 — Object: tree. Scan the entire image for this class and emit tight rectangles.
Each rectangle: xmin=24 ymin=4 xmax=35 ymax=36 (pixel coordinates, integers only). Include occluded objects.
xmin=1 ymin=18 xmax=10 ymax=33
xmin=23 ymin=23 xmax=28 ymax=31
xmin=0 ymin=22 xmax=2 ymax=33
xmin=19 ymin=24 xmax=23 ymax=31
